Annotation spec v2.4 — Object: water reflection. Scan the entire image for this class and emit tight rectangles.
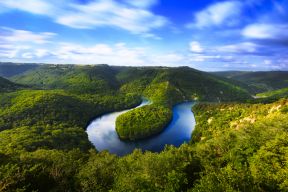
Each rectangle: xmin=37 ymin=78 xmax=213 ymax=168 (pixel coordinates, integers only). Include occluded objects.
xmin=86 ymin=101 xmax=195 ymax=156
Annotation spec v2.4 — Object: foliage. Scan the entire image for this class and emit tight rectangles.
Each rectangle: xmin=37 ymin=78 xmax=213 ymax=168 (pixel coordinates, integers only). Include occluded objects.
xmin=0 ymin=62 xmax=39 ymax=78
xmin=257 ymin=87 xmax=288 ymax=99
xmin=213 ymin=71 xmax=288 ymax=93
xmin=11 ymin=64 xmax=252 ymax=102
xmin=12 ymin=64 xmax=119 ymax=94
xmin=116 ymin=104 xmax=172 ymax=140
xmin=190 ymin=99 xmax=288 ymax=191
xmin=0 ymin=90 xmax=141 ymax=131
xmin=0 ymin=64 xmax=287 ymax=191
xmin=0 ymin=77 xmax=24 ymax=93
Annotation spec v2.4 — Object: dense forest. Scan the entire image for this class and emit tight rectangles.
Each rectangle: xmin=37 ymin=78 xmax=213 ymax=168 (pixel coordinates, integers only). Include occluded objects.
xmin=0 ymin=63 xmax=287 ymax=191
xmin=213 ymin=71 xmax=288 ymax=93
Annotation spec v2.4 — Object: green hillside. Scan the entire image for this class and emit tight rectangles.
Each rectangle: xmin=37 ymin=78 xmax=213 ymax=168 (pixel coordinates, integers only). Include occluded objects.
xmin=257 ymin=87 xmax=288 ymax=98
xmin=115 ymin=67 xmax=251 ymax=140
xmin=11 ymin=64 xmax=119 ymax=94
xmin=0 ymin=64 xmax=287 ymax=191
xmin=12 ymin=65 xmax=251 ymax=102
xmin=0 ymin=89 xmax=141 ymax=152
xmin=213 ymin=71 xmax=288 ymax=93
xmin=0 ymin=86 xmax=287 ymax=191
xmin=190 ymin=98 xmax=288 ymax=191
xmin=0 ymin=76 xmax=24 ymax=92
xmin=0 ymin=62 xmax=39 ymax=77
xmin=9 ymin=64 xmax=252 ymax=140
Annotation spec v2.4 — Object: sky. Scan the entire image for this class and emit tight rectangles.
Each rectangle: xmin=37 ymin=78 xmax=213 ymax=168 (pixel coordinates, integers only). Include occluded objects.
xmin=0 ymin=0 xmax=288 ymax=71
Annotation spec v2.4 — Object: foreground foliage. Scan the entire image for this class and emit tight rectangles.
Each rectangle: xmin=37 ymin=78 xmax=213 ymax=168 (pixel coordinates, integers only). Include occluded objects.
xmin=0 ymin=89 xmax=287 ymax=191
xmin=191 ymin=98 xmax=288 ymax=191
xmin=0 ymin=64 xmax=287 ymax=191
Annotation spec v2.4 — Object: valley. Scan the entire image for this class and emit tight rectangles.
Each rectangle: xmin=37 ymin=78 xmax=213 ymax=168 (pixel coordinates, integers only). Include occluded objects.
xmin=0 ymin=63 xmax=287 ymax=191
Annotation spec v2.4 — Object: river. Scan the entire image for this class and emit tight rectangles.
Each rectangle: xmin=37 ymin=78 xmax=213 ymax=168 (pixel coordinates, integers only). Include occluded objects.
xmin=86 ymin=101 xmax=196 ymax=156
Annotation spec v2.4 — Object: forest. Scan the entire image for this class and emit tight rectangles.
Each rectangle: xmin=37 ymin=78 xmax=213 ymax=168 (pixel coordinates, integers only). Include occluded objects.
xmin=0 ymin=63 xmax=287 ymax=191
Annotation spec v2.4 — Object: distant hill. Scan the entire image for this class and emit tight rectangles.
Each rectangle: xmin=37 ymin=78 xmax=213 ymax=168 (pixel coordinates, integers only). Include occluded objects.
xmin=11 ymin=64 xmax=119 ymax=94
xmin=212 ymin=71 xmax=288 ymax=93
xmin=12 ymin=64 xmax=252 ymax=102
xmin=0 ymin=76 xmax=23 ymax=92
xmin=0 ymin=62 xmax=39 ymax=77
xmin=257 ymin=87 xmax=288 ymax=99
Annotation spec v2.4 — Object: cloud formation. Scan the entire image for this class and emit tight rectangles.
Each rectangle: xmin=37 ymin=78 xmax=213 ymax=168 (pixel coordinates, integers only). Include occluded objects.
xmin=0 ymin=27 xmax=187 ymax=67
xmin=1 ymin=0 xmax=288 ymax=71
xmin=0 ymin=27 xmax=56 ymax=59
xmin=242 ymin=23 xmax=288 ymax=41
xmin=0 ymin=0 xmax=167 ymax=34
xmin=189 ymin=41 xmax=203 ymax=53
xmin=0 ymin=27 xmax=56 ymax=44
xmin=188 ymin=1 xmax=242 ymax=28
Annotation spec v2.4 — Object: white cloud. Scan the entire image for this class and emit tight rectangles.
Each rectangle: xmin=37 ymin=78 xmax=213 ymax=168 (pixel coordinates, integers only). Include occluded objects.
xmin=1 ymin=32 xmax=188 ymax=67
xmin=189 ymin=1 xmax=242 ymax=28
xmin=217 ymin=42 xmax=260 ymax=54
xmin=57 ymin=0 xmax=167 ymax=34
xmin=189 ymin=41 xmax=204 ymax=53
xmin=189 ymin=54 xmax=235 ymax=63
xmin=0 ymin=27 xmax=56 ymax=44
xmin=0 ymin=27 xmax=56 ymax=59
xmin=51 ymin=43 xmax=187 ymax=66
xmin=21 ymin=52 xmax=34 ymax=59
xmin=0 ymin=0 xmax=167 ymax=34
xmin=263 ymin=60 xmax=272 ymax=65
xmin=0 ymin=0 xmax=53 ymax=15
xmin=242 ymin=23 xmax=288 ymax=40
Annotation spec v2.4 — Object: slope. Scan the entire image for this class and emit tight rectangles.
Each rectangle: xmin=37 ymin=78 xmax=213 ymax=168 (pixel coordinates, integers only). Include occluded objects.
xmin=256 ymin=87 xmax=288 ymax=99
xmin=10 ymin=64 xmax=253 ymax=140
xmin=212 ymin=71 xmax=288 ymax=93
xmin=116 ymin=67 xmax=252 ymax=140
xmin=0 ymin=76 xmax=24 ymax=92
xmin=12 ymin=64 xmax=119 ymax=94
xmin=0 ymin=62 xmax=39 ymax=77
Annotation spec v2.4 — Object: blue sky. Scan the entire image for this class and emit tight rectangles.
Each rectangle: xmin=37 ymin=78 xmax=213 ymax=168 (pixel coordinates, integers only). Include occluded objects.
xmin=0 ymin=0 xmax=287 ymax=71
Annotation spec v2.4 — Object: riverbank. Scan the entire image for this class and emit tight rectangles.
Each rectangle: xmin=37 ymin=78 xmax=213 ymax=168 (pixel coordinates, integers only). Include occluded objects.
xmin=86 ymin=102 xmax=196 ymax=156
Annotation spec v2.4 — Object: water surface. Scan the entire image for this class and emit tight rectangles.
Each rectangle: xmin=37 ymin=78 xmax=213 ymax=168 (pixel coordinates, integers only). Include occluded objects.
xmin=86 ymin=101 xmax=195 ymax=156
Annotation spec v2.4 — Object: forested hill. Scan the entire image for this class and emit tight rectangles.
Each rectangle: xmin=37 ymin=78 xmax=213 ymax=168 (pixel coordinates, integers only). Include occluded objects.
xmin=258 ymin=87 xmax=288 ymax=98
xmin=9 ymin=64 xmax=251 ymax=102
xmin=0 ymin=63 xmax=287 ymax=191
xmin=212 ymin=71 xmax=288 ymax=93
xmin=0 ymin=62 xmax=39 ymax=77
xmin=0 ymin=63 xmax=252 ymax=141
xmin=0 ymin=76 xmax=24 ymax=92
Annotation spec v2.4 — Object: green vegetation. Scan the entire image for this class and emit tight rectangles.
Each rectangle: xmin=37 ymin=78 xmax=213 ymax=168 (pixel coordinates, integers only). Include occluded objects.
xmin=115 ymin=67 xmax=251 ymax=140
xmin=12 ymin=64 xmax=119 ymax=94
xmin=0 ymin=62 xmax=39 ymax=77
xmin=257 ymin=87 xmax=288 ymax=98
xmin=115 ymin=81 xmax=182 ymax=140
xmin=0 ymin=90 xmax=141 ymax=131
xmin=1 ymin=96 xmax=287 ymax=191
xmin=213 ymin=71 xmax=288 ymax=93
xmin=1 ymin=63 xmax=287 ymax=191
xmin=190 ymin=99 xmax=288 ymax=191
xmin=9 ymin=64 xmax=252 ymax=140
xmin=11 ymin=65 xmax=252 ymax=102
xmin=116 ymin=104 xmax=172 ymax=140
xmin=0 ymin=89 xmax=141 ymax=155
xmin=0 ymin=76 xmax=24 ymax=92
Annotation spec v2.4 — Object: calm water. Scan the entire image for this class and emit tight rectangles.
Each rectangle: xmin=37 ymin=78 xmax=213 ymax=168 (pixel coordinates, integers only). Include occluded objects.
xmin=86 ymin=101 xmax=196 ymax=156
